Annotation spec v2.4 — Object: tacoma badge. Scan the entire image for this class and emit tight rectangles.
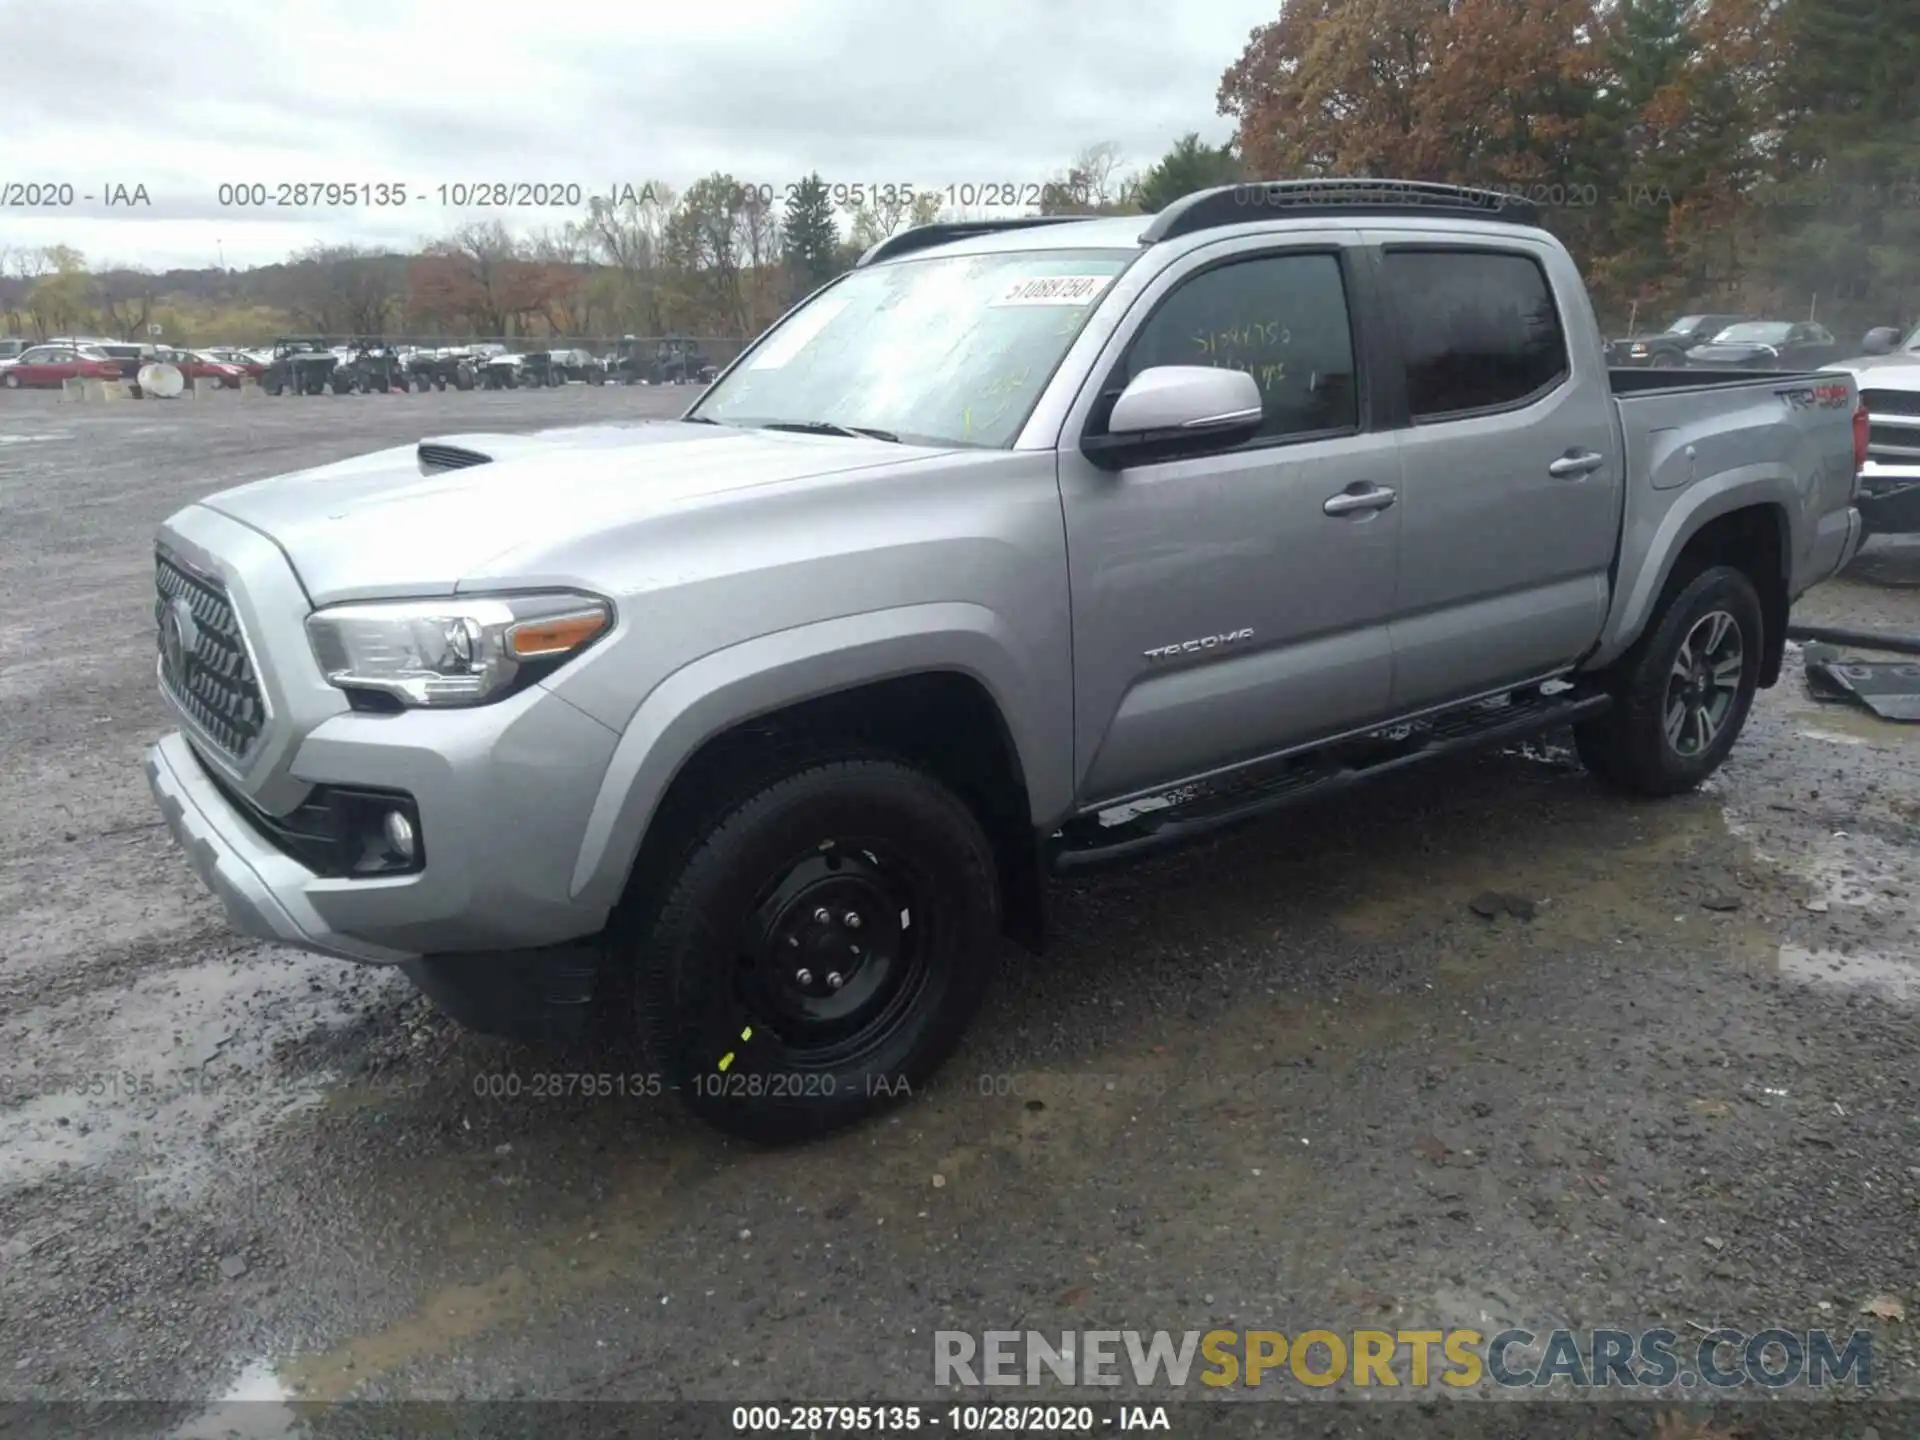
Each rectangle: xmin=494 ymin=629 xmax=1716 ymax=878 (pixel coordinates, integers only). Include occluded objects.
xmin=1144 ymin=627 xmax=1254 ymax=662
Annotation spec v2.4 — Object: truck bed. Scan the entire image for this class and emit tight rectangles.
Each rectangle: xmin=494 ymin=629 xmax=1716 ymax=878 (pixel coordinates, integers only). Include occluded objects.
xmin=1608 ymin=365 xmax=1836 ymax=395
xmin=1591 ymin=362 xmax=1861 ymax=666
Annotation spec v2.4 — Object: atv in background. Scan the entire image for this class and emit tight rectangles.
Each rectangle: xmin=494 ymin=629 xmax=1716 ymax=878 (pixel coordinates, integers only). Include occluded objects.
xmin=525 ymin=347 xmax=606 ymax=385
xmin=518 ymin=350 xmax=567 ymax=388
xmin=553 ymin=347 xmax=607 ymax=384
xmin=260 ymin=338 xmax=340 ymax=396
xmin=405 ymin=346 xmax=478 ymax=391
xmin=654 ymin=336 xmax=713 ymax=385
xmin=333 ymin=338 xmax=408 ymax=393
xmin=606 ymin=335 xmax=713 ymax=385
xmin=480 ymin=351 xmax=529 ymax=389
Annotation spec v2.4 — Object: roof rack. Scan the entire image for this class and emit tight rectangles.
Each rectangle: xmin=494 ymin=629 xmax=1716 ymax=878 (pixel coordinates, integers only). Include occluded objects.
xmin=1138 ymin=179 xmax=1543 ymax=244
xmin=855 ymin=216 xmax=1095 ymax=268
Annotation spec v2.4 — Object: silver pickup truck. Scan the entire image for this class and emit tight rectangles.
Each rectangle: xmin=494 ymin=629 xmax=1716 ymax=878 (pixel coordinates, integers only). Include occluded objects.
xmin=146 ymin=181 xmax=1868 ymax=1140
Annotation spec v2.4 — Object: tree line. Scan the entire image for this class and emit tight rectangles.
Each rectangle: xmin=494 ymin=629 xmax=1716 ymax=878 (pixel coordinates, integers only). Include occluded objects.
xmin=2 ymin=0 xmax=1912 ymax=347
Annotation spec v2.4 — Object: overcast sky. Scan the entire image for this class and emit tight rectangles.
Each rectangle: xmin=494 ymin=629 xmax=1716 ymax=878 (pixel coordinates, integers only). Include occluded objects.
xmin=2 ymin=0 xmax=1270 ymax=272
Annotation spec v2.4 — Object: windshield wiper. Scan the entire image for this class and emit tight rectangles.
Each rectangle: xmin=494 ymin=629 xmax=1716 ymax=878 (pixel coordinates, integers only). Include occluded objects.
xmin=757 ymin=420 xmax=901 ymax=443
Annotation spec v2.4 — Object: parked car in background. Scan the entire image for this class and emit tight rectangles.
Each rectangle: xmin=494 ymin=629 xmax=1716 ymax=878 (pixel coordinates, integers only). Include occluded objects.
xmin=143 ymin=183 xmax=1867 ymax=1141
xmin=1685 ymin=320 xmax=1838 ymax=371
xmin=203 ymin=347 xmax=269 ymax=380
xmin=1829 ymin=320 xmax=1920 ymax=538
xmin=153 ymin=347 xmax=247 ymax=388
xmin=0 ymin=338 xmax=29 ymax=363
xmin=1 ymin=343 xmax=125 ymax=388
xmin=56 ymin=337 xmax=159 ymax=383
xmin=1607 ymin=314 xmax=1751 ymax=367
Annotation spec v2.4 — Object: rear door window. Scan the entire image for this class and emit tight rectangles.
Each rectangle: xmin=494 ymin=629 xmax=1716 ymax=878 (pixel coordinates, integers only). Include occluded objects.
xmin=1381 ymin=250 xmax=1570 ymax=419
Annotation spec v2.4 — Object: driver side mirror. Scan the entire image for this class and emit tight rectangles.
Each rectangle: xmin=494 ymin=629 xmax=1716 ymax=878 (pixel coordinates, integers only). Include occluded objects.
xmin=1082 ymin=365 xmax=1265 ymax=468
xmin=1859 ymin=327 xmax=1900 ymax=356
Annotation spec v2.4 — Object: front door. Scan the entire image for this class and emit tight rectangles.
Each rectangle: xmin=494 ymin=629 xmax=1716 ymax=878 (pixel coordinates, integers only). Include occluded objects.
xmin=1054 ymin=239 xmax=1403 ymax=807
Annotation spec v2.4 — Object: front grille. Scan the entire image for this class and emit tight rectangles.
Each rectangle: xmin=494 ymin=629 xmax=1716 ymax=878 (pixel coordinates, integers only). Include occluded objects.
xmin=155 ymin=550 xmax=268 ymax=762
xmin=1867 ymin=423 xmax=1920 ymax=459
xmin=1862 ymin=389 xmax=1920 ymax=417
xmin=417 ymin=442 xmax=492 ymax=473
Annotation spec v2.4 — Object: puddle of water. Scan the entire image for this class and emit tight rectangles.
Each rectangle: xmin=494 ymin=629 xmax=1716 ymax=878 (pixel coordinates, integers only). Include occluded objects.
xmin=1779 ymin=944 xmax=1919 ymax=1006
xmin=1796 ymin=726 xmax=1869 ymax=746
xmin=169 ymin=1358 xmax=300 ymax=1439
xmin=0 ymin=954 xmax=399 ymax=1205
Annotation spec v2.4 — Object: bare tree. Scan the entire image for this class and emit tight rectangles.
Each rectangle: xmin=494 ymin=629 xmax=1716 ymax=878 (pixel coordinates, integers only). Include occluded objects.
xmin=286 ymin=243 xmax=401 ymax=335
xmin=584 ymin=181 xmax=676 ymax=333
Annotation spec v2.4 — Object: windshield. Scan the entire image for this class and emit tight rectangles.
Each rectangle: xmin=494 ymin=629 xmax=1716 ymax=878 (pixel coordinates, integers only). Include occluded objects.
xmin=692 ymin=248 xmax=1137 ymax=448
xmin=1666 ymin=315 xmax=1705 ymax=333
xmin=1712 ymin=322 xmax=1792 ymax=344
xmin=1902 ymin=322 xmax=1920 ymax=351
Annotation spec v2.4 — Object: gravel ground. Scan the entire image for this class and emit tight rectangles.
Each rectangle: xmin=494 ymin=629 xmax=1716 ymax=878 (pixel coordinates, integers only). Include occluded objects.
xmin=1 ymin=385 xmax=1917 ymax=1437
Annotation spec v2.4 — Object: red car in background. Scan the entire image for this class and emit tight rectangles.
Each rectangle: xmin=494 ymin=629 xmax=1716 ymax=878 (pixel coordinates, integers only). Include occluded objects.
xmin=1 ymin=343 xmax=125 ymax=389
xmin=153 ymin=346 xmax=247 ymax=388
xmin=201 ymin=346 xmax=268 ymax=380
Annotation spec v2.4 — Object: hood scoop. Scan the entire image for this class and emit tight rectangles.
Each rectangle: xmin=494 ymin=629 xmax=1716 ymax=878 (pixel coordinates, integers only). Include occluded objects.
xmin=418 ymin=441 xmax=493 ymax=474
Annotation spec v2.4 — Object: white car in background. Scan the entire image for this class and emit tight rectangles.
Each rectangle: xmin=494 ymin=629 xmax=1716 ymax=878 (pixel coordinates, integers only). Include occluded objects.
xmin=1830 ymin=321 xmax=1920 ymax=538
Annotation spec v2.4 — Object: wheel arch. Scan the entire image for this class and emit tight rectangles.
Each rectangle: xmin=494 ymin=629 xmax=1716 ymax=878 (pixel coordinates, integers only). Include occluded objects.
xmin=1589 ymin=480 xmax=1792 ymax=684
xmin=571 ymin=607 xmax=1070 ymax=951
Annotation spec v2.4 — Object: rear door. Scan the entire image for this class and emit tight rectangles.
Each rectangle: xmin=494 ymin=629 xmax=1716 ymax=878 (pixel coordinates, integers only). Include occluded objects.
xmin=1053 ymin=233 xmax=1405 ymax=804
xmin=1367 ymin=235 xmax=1622 ymax=711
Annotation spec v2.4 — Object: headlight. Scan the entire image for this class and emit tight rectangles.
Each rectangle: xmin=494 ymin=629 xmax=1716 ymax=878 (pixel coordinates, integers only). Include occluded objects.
xmin=305 ymin=592 xmax=612 ymax=707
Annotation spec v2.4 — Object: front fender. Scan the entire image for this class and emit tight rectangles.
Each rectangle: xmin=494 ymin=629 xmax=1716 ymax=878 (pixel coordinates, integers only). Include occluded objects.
xmin=566 ymin=602 xmax=1070 ymax=912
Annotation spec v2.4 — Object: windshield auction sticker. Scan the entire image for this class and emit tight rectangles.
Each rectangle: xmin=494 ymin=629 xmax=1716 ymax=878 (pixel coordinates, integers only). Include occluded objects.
xmin=988 ymin=274 xmax=1113 ymax=307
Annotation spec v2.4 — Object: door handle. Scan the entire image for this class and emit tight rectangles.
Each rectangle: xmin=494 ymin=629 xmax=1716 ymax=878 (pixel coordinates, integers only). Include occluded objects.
xmin=1548 ymin=450 xmax=1605 ymax=478
xmin=1323 ymin=484 xmax=1396 ymax=516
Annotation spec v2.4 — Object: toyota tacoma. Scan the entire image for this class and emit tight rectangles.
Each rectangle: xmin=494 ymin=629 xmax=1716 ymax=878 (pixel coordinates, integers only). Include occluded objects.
xmin=146 ymin=181 xmax=1869 ymax=1140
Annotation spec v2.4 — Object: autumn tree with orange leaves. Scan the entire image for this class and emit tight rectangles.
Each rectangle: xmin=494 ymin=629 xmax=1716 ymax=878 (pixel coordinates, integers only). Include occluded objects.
xmin=1217 ymin=0 xmax=1917 ymax=332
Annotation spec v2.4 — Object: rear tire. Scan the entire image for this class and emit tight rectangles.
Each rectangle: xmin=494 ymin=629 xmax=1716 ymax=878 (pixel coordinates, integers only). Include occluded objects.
xmin=1574 ymin=564 xmax=1763 ymax=796
xmin=630 ymin=755 xmax=1000 ymax=1143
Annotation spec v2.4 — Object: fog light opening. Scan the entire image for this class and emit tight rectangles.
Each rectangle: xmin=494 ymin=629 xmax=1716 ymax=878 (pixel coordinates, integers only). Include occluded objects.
xmin=383 ymin=809 xmax=417 ymax=862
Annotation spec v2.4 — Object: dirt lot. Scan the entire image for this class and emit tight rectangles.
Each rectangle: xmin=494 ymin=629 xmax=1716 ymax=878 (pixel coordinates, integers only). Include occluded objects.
xmin=1 ymin=385 xmax=1917 ymax=1435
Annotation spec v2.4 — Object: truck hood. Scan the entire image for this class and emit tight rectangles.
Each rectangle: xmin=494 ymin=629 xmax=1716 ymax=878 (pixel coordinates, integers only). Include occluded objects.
xmin=196 ymin=420 xmax=950 ymax=604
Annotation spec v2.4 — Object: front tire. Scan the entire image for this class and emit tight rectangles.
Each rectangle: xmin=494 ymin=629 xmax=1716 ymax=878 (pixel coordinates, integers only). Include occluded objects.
xmin=1574 ymin=564 xmax=1763 ymax=796
xmin=631 ymin=756 xmax=1000 ymax=1143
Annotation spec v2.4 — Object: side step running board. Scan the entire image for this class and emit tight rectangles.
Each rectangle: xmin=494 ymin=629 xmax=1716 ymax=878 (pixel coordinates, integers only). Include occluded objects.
xmin=1047 ymin=689 xmax=1612 ymax=875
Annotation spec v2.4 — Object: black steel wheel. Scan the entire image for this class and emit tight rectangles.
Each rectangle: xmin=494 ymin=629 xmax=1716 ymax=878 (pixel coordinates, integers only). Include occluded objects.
xmin=632 ymin=755 xmax=1000 ymax=1142
xmin=1575 ymin=564 xmax=1763 ymax=796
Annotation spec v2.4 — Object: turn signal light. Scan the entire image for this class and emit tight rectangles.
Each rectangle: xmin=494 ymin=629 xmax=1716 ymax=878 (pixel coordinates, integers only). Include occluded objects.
xmin=1854 ymin=403 xmax=1870 ymax=472
xmin=506 ymin=609 xmax=609 ymax=658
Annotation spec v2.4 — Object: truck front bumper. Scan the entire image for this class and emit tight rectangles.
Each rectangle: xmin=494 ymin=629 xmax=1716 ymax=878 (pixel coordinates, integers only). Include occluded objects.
xmin=148 ymin=668 xmax=623 ymax=963
xmin=146 ymin=731 xmax=412 ymax=964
